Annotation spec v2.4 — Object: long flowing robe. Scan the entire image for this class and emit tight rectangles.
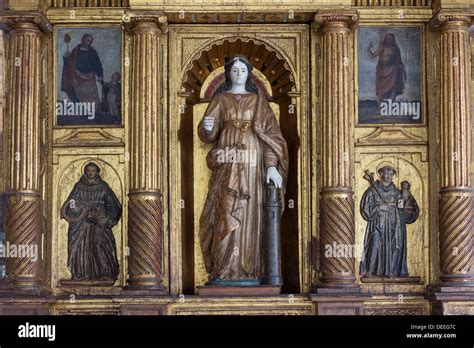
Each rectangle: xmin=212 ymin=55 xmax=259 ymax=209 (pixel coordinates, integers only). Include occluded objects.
xmin=359 ymin=181 xmax=419 ymax=277
xmin=375 ymin=43 xmax=407 ymax=100
xmin=61 ymin=45 xmax=103 ymax=114
xmin=198 ymin=91 xmax=289 ymax=281
xmin=60 ymin=175 xmax=121 ymax=280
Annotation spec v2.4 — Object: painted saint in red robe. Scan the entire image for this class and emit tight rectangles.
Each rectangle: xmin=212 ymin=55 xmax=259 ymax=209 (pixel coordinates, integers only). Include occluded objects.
xmin=61 ymin=34 xmax=103 ymax=114
xmin=368 ymin=33 xmax=407 ymax=105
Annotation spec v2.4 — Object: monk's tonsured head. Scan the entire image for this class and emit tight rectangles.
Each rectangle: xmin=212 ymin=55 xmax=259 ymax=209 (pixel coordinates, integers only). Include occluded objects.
xmin=377 ymin=165 xmax=396 ymax=184
xmin=84 ymin=162 xmax=100 ymax=179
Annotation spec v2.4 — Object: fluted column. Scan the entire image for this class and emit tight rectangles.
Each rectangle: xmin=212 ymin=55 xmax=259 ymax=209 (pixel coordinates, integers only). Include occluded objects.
xmin=124 ymin=14 xmax=167 ymax=293
xmin=1 ymin=14 xmax=50 ymax=290
xmin=434 ymin=12 xmax=473 ymax=287
xmin=314 ymin=11 xmax=359 ymax=290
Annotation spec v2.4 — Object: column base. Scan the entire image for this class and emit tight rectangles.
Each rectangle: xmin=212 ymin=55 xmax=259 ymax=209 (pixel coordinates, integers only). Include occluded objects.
xmin=315 ymin=274 xmax=361 ymax=293
xmin=310 ymin=293 xmax=365 ymax=315
xmin=120 ymin=304 xmax=168 ymax=315
xmin=122 ymin=277 xmax=168 ymax=296
xmin=0 ymin=278 xmax=48 ymax=297
xmin=428 ymin=284 xmax=474 ymax=315
xmin=197 ymin=285 xmax=281 ymax=296
xmin=438 ymin=273 xmax=474 ymax=287
xmin=313 ymin=285 xmax=361 ymax=294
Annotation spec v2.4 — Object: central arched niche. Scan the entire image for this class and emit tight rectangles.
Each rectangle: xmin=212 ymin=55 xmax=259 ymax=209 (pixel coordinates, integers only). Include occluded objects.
xmin=179 ymin=37 xmax=300 ymax=294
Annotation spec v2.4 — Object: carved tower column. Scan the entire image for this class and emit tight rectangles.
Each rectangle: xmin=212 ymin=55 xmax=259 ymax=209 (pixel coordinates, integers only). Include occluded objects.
xmin=124 ymin=14 xmax=167 ymax=293
xmin=1 ymin=14 xmax=50 ymax=291
xmin=435 ymin=12 xmax=473 ymax=287
xmin=314 ymin=12 xmax=359 ymax=290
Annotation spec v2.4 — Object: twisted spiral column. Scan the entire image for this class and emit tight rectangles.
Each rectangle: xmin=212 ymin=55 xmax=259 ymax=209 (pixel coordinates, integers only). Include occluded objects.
xmin=435 ymin=12 xmax=474 ymax=286
xmin=124 ymin=15 xmax=167 ymax=293
xmin=1 ymin=15 xmax=50 ymax=290
xmin=314 ymin=11 xmax=359 ymax=290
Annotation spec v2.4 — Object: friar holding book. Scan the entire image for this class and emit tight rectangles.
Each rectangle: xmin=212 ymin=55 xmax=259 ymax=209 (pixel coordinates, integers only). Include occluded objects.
xmin=60 ymin=162 xmax=121 ymax=281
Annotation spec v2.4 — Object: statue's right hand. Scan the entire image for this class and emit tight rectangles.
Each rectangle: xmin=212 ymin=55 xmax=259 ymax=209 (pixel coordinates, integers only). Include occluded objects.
xmin=203 ymin=116 xmax=214 ymax=132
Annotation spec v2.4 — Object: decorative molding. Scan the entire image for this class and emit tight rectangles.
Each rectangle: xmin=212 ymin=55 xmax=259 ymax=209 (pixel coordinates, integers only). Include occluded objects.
xmin=353 ymin=0 xmax=431 ymax=6
xmin=443 ymin=302 xmax=474 ymax=315
xmin=356 ymin=127 xmax=425 ymax=146
xmin=365 ymin=307 xmax=424 ymax=315
xmin=180 ymin=36 xmax=296 ymax=104
xmin=54 ymin=130 xmax=124 ymax=147
xmin=48 ymin=0 xmax=129 ymax=7
xmin=166 ymin=11 xmax=314 ymax=24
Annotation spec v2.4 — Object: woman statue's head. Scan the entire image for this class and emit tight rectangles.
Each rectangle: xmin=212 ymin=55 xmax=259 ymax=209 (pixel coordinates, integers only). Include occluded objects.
xmin=220 ymin=55 xmax=258 ymax=94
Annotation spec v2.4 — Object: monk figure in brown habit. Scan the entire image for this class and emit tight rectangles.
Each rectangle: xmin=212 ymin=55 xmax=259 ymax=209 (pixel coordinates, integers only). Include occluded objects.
xmin=198 ymin=55 xmax=289 ymax=286
xmin=60 ymin=162 xmax=121 ymax=281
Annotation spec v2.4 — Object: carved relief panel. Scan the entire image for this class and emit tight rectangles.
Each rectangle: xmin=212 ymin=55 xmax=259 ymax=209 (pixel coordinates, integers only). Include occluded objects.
xmin=51 ymin=153 xmax=127 ymax=293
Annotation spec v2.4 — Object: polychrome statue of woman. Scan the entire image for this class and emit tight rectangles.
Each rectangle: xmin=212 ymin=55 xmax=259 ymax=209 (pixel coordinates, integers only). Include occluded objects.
xmin=198 ymin=55 xmax=289 ymax=286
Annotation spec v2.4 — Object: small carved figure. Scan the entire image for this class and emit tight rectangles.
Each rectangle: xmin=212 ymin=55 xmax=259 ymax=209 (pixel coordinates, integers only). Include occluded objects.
xmin=60 ymin=162 xmax=121 ymax=281
xmin=360 ymin=164 xmax=419 ymax=278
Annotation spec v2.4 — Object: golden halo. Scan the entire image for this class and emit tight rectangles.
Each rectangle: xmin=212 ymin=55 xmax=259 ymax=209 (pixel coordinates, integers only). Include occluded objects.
xmin=376 ymin=161 xmax=397 ymax=175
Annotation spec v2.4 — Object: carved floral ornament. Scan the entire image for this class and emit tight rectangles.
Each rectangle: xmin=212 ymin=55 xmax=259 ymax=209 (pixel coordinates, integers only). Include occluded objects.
xmin=180 ymin=37 xmax=296 ymax=102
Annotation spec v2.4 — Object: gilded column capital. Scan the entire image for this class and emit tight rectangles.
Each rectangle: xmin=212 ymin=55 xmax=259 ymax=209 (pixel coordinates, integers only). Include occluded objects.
xmin=0 ymin=11 xmax=51 ymax=33
xmin=123 ymin=11 xmax=168 ymax=34
xmin=430 ymin=10 xmax=473 ymax=30
xmin=313 ymin=10 xmax=359 ymax=32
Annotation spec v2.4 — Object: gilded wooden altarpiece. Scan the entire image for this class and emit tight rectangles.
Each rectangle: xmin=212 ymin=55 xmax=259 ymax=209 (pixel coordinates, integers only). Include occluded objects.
xmin=0 ymin=0 xmax=472 ymax=316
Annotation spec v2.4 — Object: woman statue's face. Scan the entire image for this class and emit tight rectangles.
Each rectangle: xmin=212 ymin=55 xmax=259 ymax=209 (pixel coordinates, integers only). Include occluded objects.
xmin=230 ymin=60 xmax=248 ymax=87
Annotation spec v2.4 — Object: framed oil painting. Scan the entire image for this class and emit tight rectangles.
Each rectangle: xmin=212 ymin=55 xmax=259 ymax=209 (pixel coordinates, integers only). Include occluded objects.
xmin=357 ymin=26 xmax=423 ymax=125
xmin=55 ymin=27 xmax=122 ymax=126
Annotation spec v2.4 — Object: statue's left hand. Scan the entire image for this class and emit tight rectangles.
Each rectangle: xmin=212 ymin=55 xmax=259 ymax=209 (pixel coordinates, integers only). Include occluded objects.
xmin=266 ymin=166 xmax=283 ymax=188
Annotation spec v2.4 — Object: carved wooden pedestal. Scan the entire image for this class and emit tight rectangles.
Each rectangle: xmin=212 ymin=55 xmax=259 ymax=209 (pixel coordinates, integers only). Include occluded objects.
xmin=197 ymin=285 xmax=281 ymax=296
